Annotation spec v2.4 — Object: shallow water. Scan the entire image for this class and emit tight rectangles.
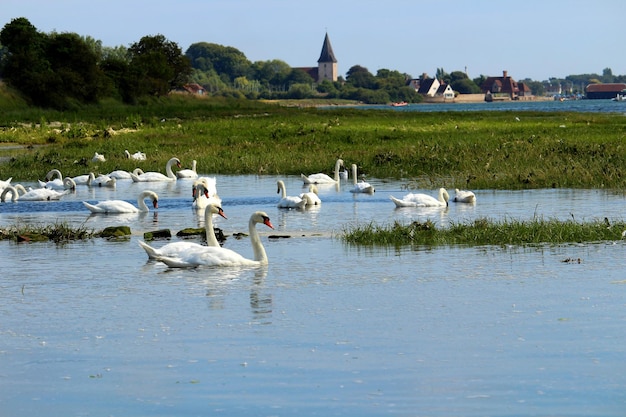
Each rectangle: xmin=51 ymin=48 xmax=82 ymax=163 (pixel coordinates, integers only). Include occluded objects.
xmin=1 ymin=175 xmax=625 ymax=416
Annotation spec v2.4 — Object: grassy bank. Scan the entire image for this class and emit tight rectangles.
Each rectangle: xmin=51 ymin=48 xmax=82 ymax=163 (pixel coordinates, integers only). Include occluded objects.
xmin=342 ymin=217 xmax=626 ymax=247
xmin=2 ymin=94 xmax=626 ymax=189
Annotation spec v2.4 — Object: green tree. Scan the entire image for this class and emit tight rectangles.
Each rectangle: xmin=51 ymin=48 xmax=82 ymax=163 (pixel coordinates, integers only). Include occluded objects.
xmin=449 ymin=71 xmax=480 ymax=94
xmin=127 ymin=34 xmax=191 ymax=97
xmin=186 ymin=42 xmax=251 ymax=81
xmin=346 ymin=65 xmax=376 ymax=89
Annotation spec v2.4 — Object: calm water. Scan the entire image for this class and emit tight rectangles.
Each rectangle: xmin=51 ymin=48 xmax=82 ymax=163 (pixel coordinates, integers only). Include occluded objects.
xmin=1 ymin=173 xmax=626 ymax=416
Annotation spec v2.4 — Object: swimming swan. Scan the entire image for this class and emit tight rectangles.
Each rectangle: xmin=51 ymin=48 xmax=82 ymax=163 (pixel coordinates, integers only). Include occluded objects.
xmin=152 ymin=211 xmax=274 ymax=268
xmin=2 ymin=184 xmax=69 ymax=201
xmin=390 ymin=188 xmax=450 ymax=208
xmin=130 ymin=157 xmax=180 ymax=182
xmin=138 ymin=204 xmax=227 ymax=260
xmin=125 ymin=150 xmax=146 ymax=161
xmin=349 ymin=164 xmax=375 ymax=194
xmin=453 ymin=188 xmax=476 ymax=203
xmin=176 ymin=160 xmax=198 ymax=179
xmin=192 ymin=178 xmax=222 ymax=210
xmin=301 ymin=159 xmax=344 ymax=184
xmin=83 ymin=190 xmax=159 ymax=213
xmin=277 ymin=180 xmax=306 ymax=209
xmin=300 ymin=184 xmax=321 ymax=206
xmin=39 ymin=169 xmax=76 ymax=190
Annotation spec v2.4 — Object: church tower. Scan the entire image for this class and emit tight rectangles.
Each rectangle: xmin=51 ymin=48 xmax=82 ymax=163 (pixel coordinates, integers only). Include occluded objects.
xmin=317 ymin=33 xmax=338 ymax=82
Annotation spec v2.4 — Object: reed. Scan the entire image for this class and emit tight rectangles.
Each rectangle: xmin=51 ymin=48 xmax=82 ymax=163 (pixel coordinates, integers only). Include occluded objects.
xmin=342 ymin=217 xmax=626 ymax=247
xmin=0 ymin=221 xmax=95 ymax=243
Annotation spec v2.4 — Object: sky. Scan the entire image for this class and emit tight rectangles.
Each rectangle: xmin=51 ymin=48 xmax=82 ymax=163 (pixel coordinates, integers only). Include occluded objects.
xmin=3 ymin=0 xmax=626 ymax=82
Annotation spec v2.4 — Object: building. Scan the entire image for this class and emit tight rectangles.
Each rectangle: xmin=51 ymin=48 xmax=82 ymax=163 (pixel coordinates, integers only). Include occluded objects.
xmin=294 ymin=33 xmax=338 ymax=83
xmin=585 ymin=83 xmax=626 ymax=100
xmin=481 ymin=70 xmax=520 ymax=98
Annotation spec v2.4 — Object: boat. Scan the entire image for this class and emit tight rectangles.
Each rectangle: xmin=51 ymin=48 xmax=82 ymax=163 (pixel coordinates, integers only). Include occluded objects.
xmin=390 ymin=101 xmax=408 ymax=107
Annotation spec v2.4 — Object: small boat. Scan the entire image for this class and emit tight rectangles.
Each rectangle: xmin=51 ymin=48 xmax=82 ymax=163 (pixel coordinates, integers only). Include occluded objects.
xmin=390 ymin=101 xmax=408 ymax=107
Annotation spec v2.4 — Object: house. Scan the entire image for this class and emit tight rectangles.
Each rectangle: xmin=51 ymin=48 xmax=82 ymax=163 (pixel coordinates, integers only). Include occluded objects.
xmin=180 ymin=83 xmax=205 ymax=95
xmin=436 ymin=83 xmax=455 ymax=100
xmin=481 ymin=70 xmax=519 ymax=99
xmin=413 ymin=74 xmax=440 ymax=97
xmin=585 ymin=83 xmax=626 ymax=99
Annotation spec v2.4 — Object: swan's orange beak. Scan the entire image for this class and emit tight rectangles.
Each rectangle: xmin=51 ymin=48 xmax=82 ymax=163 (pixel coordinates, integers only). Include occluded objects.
xmin=204 ymin=190 xmax=210 ymax=198
xmin=153 ymin=199 xmax=159 ymax=209
xmin=263 ymin=218 xmax=274 ymax=229
xmin=217 ymin=207 xmax=227 ymax=219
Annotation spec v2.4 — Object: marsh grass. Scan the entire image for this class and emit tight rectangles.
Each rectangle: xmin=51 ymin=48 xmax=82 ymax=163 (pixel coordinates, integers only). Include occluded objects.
xmin=0 ymin=221 xmax=95 ymax=243
xmin=342 ymin=217 xmax=626 ymax=247
xmin=2 ymin=93 xmax=626 ymax=189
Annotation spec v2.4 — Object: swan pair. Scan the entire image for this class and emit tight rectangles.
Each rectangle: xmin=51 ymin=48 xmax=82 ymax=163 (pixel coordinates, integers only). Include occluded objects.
xmin=139 ymin=204 xmax=227 ymax=261
xmin=277 ymin=180 xmax=306 ymax=209
xmin=83 ymin=190 xmax=159 ymax=213
xmin=130 ymin=157 xmax=180 ymax=182
xmin=1 ymin=184 xmax=70 ymax=201
xmin=141 ymin=208 xmax=274 ymax=268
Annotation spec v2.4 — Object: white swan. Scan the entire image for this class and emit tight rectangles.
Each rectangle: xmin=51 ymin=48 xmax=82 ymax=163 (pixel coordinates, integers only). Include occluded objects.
xmin=2 ymin=184 xmax=69 ymax=201
xmin=176 ymin=160 xmax=198 ymax=179
xmin=130 ymin=157 xmax=180 ymax=182
xmin=192 ymin=178 xmax=222 ymax=210
xmin=87 ymin=173 xmax=116 ymax=188
xmin=38 ymin=170 xmax=76 ymax=191
xmin=0 ymin=177 xmax=12 ymax=191
xmin=277 ymin=180 xmax=306 ymax=209
xmin=1 ymin=184 xmax=25 ymax=201
xmin=83 ymin=190 xmax=159 ymax=213
xmin=71 ymin=172 xmax=94 ymax=185
xmin=138 ymin=204 xmax=227 ymax=260
xmin=151 ymin=211 xmax=274 ymax=268
xmin=301 ymin=158 xmax=344 ymax=184
xmin=390 ymin=188 xmax=450 ymax=208
xmin=125 ymin=149 xmax=146 ymax=161
xmin=92 ymin=152 xmax=106 ymax=162
xmin=339 ymin=168 xmax=349 ymax=181
xmin=349 ymin=164 xmax=375 ymax=194
xmin=108 ymin=168 xmax=143 ymax=180
xmin=300 ymin=184 xmax=321 ymax=206
xmin=453 ymin=188 xmax=476 ymax=203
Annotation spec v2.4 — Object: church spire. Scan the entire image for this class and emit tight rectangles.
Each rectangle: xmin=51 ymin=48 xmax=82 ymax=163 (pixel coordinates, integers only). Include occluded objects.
xmin=317 ymin=32 xmax=337 ymax=64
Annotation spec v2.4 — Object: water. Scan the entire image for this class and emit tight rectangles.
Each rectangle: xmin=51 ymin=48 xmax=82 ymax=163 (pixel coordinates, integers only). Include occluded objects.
xmin=1 ymin=175 xmax=625 ymax=416
xmin=327 ymin=98 xmax=626 ymax=114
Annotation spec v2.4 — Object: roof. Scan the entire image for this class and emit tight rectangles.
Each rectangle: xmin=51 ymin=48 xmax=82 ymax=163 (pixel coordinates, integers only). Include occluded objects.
xmin=317 ymin=33 xmax=337 ymax=63
xmin=417 ymin=78 xmax=437 ymax=94
xmin=585 ymin=83 xmax=626 ymax=93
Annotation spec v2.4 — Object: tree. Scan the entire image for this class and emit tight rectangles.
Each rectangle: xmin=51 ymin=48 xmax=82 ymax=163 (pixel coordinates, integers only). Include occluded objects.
xmin=186 ymin=42 xmax=251 ymax=81
xmin=346 ymin=65 xmax=376 ymax=89
xmin=449 ymin=71 xmax=480 ymax=94
xmin=127 ymin=34 xmax=191 ymax=97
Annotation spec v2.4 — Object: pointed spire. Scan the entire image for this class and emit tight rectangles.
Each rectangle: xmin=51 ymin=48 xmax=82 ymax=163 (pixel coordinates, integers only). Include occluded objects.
xmin=317 ymin=32 xmax=337 ymax=63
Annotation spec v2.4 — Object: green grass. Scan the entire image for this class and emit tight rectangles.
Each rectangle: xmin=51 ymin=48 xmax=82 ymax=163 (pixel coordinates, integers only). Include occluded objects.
xmin=0 ymin=221 xmax=95 ymax=243
xmin=342 ymin=217 xmax=626 ymax=247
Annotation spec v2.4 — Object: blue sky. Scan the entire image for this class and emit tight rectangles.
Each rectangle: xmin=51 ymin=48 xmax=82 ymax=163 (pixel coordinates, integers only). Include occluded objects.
xmin=3 ymin=0 xmax=625 ymax=81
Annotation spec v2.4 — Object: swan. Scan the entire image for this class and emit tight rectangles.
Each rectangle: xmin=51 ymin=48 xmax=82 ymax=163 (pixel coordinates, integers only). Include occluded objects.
xmin=125 ymin=150 xmax=146 ymax=161
xmin=176 ymin=160 xmax=198 ymax=179
xmin=108 ymin=168 xmax=143 ymax=180
xmin=339 ymin=168 xmax=349 ymax=181
xmin=390 ymin=188 xmax=450 ymax=208
xmin=349 ymin=164 xmax=375 ymax=194
xmin=83 ymin=190 xmax=159 ymax=213
xmin=300 ymin=184 xmax=321 ymax=206
xmin=87 ymin=173 xmax=116 ymax=188
xmin=151 ymin=211 xmax=274 ymax=268
xmin=301 ymin=158 xmax=344 ymax=184
xmin=192 ymin=178 xmax=222 ymax=210
xmin=277 ymin=180 xmax=306 ymax=209
xmin=453 ymin=188 xmax=476 ymax=203
xmin=138 ymin=204 xmax=227 ymax=260
xmin=130 ymin=157 xmax=180 ymax=182
xmin=2 ymin=184 xmax=69 ymax=201
xmin=1 ymin=184 xmax=25 ymax=201
xmin=71 ymin=172 xmax=95 ymax=185
xmin=92 ymin=152 xmax=106 ymax=162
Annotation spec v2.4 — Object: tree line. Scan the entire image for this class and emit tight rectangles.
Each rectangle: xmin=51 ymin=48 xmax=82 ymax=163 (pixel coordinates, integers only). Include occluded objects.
xmin=1 ymin=17 xmax=624 ymax=109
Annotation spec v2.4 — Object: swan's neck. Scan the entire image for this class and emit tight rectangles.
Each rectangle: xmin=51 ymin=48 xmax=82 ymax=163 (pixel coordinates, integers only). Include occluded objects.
xmin=333 ymin=161 xmax=342 ymax=182
xmin=165 ymin=160 xmax=176 ymax=179
xmin=48 ymin=169 xmax=62 ymax=181
xmin=138 ymin=194 xmax=150 ymax=211
xmin=192 ymin=160 xmax=197 ymax=173
xmin=249 ymin=218 xmax=268 ymax=264
xmin=352 ymin=165 xmax=358 ymax=185
xmin=1 ymin=185 xmax=17 ymax=202
xmin=204 ymin=209 xmax=219 ymax=247
xmin=278 ymin=182 xmax=286 ymax=198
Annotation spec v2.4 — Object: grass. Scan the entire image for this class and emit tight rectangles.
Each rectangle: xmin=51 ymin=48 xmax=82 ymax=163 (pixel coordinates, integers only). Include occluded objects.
xmin=0 ymin=221 xmax=95 ymax=243
xmin=342 ymin=217 xmax=626 ymax=247
xmin=1 ymin=92 xmax=626 ymax=189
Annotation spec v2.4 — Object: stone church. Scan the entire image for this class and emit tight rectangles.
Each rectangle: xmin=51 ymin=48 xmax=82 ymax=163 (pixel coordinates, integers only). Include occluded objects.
xmin=295 ymin=33 xmax=338 ymax=83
